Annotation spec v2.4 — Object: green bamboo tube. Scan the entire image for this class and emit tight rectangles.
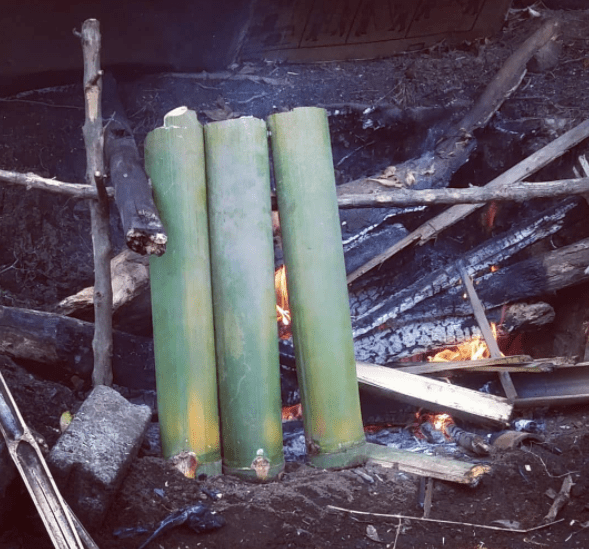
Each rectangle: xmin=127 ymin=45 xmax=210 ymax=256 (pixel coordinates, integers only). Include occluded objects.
xmin=267 ymin=107 xmax=366 ymax=468
xmin=205 ymin=117 xmax=284 ymax=482
xmin=144 ymin=106 xmax=221 ymax=474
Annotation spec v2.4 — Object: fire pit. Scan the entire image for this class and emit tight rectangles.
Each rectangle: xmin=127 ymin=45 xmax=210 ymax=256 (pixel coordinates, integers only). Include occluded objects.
xmin=1 ymin=5 xmax=589 ymax=549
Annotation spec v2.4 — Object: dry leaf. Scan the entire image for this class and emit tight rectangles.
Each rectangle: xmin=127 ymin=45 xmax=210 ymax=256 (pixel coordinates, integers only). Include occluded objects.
xmin=203 ymin=97 xmax=240 ymax=121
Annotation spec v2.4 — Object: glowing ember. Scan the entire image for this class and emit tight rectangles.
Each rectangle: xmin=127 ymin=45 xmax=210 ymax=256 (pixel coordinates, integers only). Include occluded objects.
xmin=433 ymin=413 xmax=454 ymax=433
xmin=413 ymin=411 xmax=455 ymax=440
xmin=275 ymin=265 xmax=292 ymax=339
xmin=282 ymin=403 xmax=302 ymax=421
xmin=429 ymin=323 xmax=502 ymax=362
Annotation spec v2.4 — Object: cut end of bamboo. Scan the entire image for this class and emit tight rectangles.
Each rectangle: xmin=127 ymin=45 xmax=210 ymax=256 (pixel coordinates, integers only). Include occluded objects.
xmin=166 ymin=106 xmax=189 ymax=117
xmin=163 ymin=106 xmax=197 ymax=128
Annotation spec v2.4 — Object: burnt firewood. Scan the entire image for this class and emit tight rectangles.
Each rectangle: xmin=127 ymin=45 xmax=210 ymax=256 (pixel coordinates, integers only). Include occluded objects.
xmin=352 ymin=200 xmax=589 ymax=362
xmin=102 ymin=72 xmax=166 ymax=256
xmin=0 ymin=305 xmax=155 ymax=390
xmin=345 ymin=117 xmax=589 ymax=284
xmin=351 ymin=198 xmax=584 ymax=338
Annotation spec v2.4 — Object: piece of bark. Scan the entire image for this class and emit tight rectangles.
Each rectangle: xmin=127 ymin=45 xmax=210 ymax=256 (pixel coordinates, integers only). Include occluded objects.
xmin=102 ymin=73 xmax=167 ymax=256
xmin=346 ymin=117 xmax=589 ymax=283
xmin=0 ymin=305 xmax=155 ymax=390
xmin=0 ymin=168 xmax=115 ymax=200
xmin=80 ymin=19 xmax=113 ymax=387
xmin=337 ymin=178 xmax=589 ymax=208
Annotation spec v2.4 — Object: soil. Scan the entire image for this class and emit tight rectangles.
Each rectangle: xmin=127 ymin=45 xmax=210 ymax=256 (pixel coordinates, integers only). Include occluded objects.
xmin=1 ymin=6 xmax=589 ymax=549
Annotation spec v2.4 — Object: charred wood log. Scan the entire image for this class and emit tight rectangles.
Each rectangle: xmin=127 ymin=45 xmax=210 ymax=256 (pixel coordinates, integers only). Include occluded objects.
xmin=337 ymin=19 xmax=560 ymax=197
xmin=353 ymin=304 xmax=553 ymax=364
xmin=352 ymin=202 xmax=589 ymax=362
xmin=0 ymin=305 xmax=155 ymax=390
xmin=345 ymin=117 xmax=589 ymax=283
xmin=102 ymin=72 xmax=166 ymax=256
xmin=351 ymin=197 xmax=585 ymax=337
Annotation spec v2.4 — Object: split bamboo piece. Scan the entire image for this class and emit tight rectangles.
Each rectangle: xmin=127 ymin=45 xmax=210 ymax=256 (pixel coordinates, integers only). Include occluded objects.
xmin=205 ymin=117 xmax=284 ymax=481
xmin=144 ymin=107 xmax=221 ymax=474
xmin=268 ymin=107 xmax=366 ymax=468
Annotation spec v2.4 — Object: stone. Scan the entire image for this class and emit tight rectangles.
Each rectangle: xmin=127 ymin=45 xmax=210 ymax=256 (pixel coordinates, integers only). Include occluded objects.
xmin=48 ymin=385 xmax=152 ymax=529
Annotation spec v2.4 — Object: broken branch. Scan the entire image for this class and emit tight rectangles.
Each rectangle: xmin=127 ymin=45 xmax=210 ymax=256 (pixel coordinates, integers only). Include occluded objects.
xmin=544 ymin=474 xmax=574 ymax=523
xmin=0 ymin=168 xmax=114 ymax=200
xmin=337 ymin=177 xmax=589 ymax=208
xmin=102 ymin=73 xmax=167 ymax=256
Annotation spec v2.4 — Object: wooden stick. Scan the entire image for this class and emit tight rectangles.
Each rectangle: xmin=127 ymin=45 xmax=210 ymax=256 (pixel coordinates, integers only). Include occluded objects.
xmin=396 ymin=355 xmax=533 ymax=375
xmin=543 ymin=474 xmax=574 ymax=523
xmin=457 ymin=261 xmax=518 ymax=403
xmin=0 ymin=168 xmax=114 ymax=200
xmin=80 ymin=19 xmax=113 ymax=387
xmin=346 ymin=118 xmax=589 ymax=284
xmin=423 ymin=477 xmax=434 ymax=519
xmin=327 ymin=505 xmax=564 ymax=534
xmin=399 ymin=358 xmax=564 ymax=375
xmin=337 ymin=178 xmax=589 ymax=208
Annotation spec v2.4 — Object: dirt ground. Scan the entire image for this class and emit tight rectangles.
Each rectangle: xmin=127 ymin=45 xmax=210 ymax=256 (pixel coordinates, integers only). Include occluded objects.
xmin=1 ymin=5 xmax=589 ymax=549
xmin=1 ymin=355 xmax=589 ymax=549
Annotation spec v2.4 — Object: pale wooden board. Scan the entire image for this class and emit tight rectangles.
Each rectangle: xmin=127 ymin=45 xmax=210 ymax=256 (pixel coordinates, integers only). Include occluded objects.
xmin=356 ymin=362 xmax=513 ymax=424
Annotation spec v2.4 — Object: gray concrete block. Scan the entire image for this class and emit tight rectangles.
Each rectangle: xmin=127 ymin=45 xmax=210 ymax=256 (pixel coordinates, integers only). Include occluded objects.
xmin=48 ymin=385 xmax=152 ymax=529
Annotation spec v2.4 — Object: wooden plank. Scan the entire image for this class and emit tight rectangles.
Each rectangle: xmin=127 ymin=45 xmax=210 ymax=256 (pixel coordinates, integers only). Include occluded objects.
xmin=365 ymin=443 xmax=490 ymax=486
xmin=356 ymin=362 xmax=513 ymax=425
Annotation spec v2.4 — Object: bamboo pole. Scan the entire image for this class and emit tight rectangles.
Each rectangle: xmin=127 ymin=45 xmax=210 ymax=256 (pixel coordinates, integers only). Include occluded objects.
xmin=144 ymin=107 xmax=221 ymax=473
xmin=79 ymin=19 xmax=113 ymax=387
xmin=268 ymin=107 xmax=366 ymax=468
xmin=205 ymin=117 xmax=284 ymax=481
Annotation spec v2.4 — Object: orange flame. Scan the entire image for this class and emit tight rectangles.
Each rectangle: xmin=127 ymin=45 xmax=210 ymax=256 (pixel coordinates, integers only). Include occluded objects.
xmin=429 ymin=323 xmax=502 ymax=362
xmin=413 ymin=411 xmax=455 ymax=439
xmin=275 ymin=265 xmax=292 ymax=339
xmin=282 ymin=403 xmax=302 ymax=421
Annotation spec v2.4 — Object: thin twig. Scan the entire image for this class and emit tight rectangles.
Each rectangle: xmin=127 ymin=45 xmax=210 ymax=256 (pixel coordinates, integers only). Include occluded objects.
xmin=327 ymin=505 xmax=564 ymax=533
xmin=521 ymin=446 xmax=580 ymax=479
xmin=392 ymin=519 xmax=402 ymax=549
xmin=159 ymin=71 xmax=289 ymax=86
